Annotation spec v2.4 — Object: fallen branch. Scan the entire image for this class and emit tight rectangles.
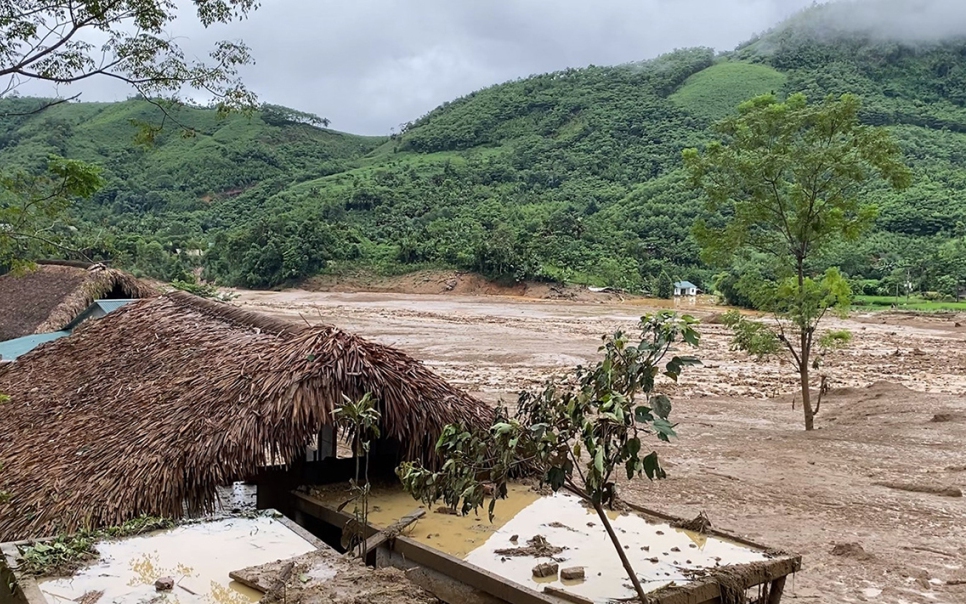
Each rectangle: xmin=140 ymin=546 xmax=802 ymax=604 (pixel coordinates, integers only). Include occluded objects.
xmin=261 ymin=561 xmax=295 ymax=604
xmin=874 ymin=482 xmax=962 ymax=498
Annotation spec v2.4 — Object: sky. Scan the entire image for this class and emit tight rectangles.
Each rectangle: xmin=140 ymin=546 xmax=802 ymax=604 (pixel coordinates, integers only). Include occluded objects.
xmin=18 ymin=0 xmax=823 ymax=135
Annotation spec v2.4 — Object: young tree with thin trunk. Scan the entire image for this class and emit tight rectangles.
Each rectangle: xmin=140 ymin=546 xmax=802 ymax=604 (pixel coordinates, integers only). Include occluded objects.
xmin=683 ymin=93 xmax=911 ymax=430
xmin=398 ymin=312 xmax=700 ymax=603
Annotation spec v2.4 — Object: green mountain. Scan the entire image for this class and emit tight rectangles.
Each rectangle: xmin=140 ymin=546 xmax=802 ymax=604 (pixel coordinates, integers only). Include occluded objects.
xmin=2 ymin=1 xmax=966 ymax=296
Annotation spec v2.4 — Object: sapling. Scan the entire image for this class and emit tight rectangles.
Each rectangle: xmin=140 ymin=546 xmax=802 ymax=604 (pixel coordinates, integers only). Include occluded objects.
xmin=398 ymin=312 xmax=700 ymax=602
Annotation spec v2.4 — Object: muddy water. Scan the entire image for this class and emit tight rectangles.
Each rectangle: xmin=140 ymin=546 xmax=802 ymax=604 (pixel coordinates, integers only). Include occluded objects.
xmin=38 ymin=517 xmax=316 ymax=604
xmin=463 ymin=492 xmax=768 ymax=603
xmin=311 ymin=483 xmax=541 ymax=558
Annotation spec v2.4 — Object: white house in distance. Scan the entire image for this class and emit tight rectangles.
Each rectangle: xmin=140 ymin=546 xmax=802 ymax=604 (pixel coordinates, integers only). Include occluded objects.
xmin=674 ymin=281 xmax=699 ymax=297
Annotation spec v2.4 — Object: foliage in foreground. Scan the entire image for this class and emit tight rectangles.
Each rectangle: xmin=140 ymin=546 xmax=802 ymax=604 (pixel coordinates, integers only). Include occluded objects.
xmin=398 ymin=311 xmax=700 ymax=602
xmin=333 ymin=392 xmax=381 ymax=559
xmin=16 ymin=516 xmax=174 ymax=577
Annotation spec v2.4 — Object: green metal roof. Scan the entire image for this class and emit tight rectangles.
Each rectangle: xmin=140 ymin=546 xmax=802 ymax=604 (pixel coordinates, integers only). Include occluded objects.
xmin=0 ymin=299 xmax=135 ymax=361
xmin=0 ymin=330 xmax=70 ymax=361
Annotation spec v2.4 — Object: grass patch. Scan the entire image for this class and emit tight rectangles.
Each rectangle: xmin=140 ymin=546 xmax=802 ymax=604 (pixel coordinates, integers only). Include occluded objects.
xmin=852 ymin=295 xmax=966 ymax=312
xmin=670 ymin=61 xmax=787 ymax=121
xmin=16 ymin=516 xmax=174 ymax=577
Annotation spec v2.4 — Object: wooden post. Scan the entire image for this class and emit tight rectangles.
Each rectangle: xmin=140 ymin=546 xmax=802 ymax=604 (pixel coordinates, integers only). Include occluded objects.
xmin=766 ymin=576 xmax=787 ymax=604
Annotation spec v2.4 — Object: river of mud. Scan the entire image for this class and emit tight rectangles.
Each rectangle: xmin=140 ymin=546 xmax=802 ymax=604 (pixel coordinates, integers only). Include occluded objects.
xmin=233 ymin=289 xmax=966 ymax=402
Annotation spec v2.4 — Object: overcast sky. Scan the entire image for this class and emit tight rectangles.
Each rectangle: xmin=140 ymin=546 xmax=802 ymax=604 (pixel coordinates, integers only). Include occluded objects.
xmin=23 ymin=0 xmax=822 ymax=135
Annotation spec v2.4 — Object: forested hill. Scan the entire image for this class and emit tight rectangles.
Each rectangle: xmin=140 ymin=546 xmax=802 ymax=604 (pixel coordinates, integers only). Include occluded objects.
xmin=3 ymin=1 xmax=966 ymax=297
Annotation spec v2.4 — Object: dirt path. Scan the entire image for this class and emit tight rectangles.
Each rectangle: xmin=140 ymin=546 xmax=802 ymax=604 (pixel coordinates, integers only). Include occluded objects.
xmin=234 ymin=289 xmax=966 ymax=604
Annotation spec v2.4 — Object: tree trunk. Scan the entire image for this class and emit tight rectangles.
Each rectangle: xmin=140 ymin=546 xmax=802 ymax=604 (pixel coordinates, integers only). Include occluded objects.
xmin=797 ymin=257 xmax=815 ymax=432
xmin=800 ymin=361 xmax=814 ymax=431
xmin=592 ymin=500 xmax=647 ymax=602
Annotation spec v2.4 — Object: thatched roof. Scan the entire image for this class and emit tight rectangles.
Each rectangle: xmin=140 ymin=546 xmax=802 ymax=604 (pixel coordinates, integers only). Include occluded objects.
xmin=0 ymin=263 xmax=156 ymax=341
xmin=0 ymin=292 xmax=493 ymax=542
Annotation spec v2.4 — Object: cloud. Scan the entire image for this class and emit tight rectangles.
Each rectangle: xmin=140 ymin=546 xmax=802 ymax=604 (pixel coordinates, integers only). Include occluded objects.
xmin=17 ymin=0 xmax=821 ymax=134
xmin=786 ymin=0 xmax=966 ymax=42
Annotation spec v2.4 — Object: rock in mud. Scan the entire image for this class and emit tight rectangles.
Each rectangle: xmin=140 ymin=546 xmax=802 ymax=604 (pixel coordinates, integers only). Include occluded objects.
xmin=154 ymin=577 xmax=174 ymax=592
xmin=931 ymin=412 xmax=963 ymax=423
xmin=532 ymin=562 xmax=559 ymax=578
xmin=560 ymin=567 xmax=585 ymax=581
xmin=830 ymin=542 xmax=873 ymax=561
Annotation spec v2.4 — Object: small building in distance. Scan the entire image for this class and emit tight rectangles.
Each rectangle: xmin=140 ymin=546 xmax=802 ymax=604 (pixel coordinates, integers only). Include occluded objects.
xmin=674 ymin=281 xmax=699 ymax=297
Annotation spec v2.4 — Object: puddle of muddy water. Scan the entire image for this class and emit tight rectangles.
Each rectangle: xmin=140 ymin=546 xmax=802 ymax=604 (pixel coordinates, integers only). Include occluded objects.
xmin=38 ymin=516 xmax=317 ymax=604
xmin=313 ymin=485 xmax=769 ymax=604
xmin=460 ymin=493 xmax=770 ymax=603
xmin=311 ymin=483 xmax=541 ymax=558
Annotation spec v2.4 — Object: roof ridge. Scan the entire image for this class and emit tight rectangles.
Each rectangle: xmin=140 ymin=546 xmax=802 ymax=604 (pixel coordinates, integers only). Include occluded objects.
xmin=164 ymin=290 xmax=299 ymax=336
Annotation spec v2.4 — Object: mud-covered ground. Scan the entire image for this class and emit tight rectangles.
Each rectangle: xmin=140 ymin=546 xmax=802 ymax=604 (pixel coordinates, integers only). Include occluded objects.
xmin=235 ymin=289 xmax=966 ymax=604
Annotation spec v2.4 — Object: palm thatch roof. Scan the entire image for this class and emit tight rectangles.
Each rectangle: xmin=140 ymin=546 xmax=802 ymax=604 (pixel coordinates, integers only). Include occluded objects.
xmin=0 ymin=292 xmax=493 ymax=542
xmin=0 ymin=262 xmax=156 ymax=341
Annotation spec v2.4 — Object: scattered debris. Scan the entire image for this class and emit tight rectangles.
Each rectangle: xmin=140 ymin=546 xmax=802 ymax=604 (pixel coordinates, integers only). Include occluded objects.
xmin=434 ymin=506 xmax=458 ymax=516
xmin=671 ymin=511 xmax=713 ymax=533
xmin=509 ymin=534 xmax=518 ymax=543
xmin=532 ymin=562 xmax=559 ymax=578
xmin=76 ymin=590 xmax=104 ymax=604
xmin=154 ymin=577 xmax=174 ymax=592
xmin=495 ymin=535 xmax=565 ymax=557
xmin=546 ymin=521 xmax=579 ymax=532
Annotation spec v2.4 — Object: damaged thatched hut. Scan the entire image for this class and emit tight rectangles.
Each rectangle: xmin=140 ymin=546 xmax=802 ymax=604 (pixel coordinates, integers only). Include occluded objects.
xmin=0 ymin=261 xmax=155 ymax=342
xmin=0 ymin=292 xmax=492 ymax=542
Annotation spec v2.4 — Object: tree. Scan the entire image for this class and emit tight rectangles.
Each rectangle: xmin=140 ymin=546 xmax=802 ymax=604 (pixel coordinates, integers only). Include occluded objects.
xmin=398 ymin=312 xmax=700 ymax=603
xmin=0 ymin=156 xmax=103 ymax=271
xmin=683 ymin=93 xmax=911 ymax=430
xmin=0 ymin=1 xmax=258 ymax=120
xmin=0 ymin=0 xmax=267 ymax=270
xmin=654 ymin=271 xmax=674 ymax=299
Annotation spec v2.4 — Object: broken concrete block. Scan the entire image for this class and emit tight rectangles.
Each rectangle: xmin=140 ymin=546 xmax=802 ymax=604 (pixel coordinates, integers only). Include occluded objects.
xmin=560 ymin=567 xmax=585 ymax=581
xmin=532 ymin=562 xmax=558 ymax=578
xmin=155 ymin=577 xmax=174 ymax=592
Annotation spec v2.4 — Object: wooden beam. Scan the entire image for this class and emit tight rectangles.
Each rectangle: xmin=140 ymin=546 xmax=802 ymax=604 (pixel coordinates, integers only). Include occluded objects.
xmin=391 ymin=536 xmax=562 ymax=604
xmin=644 ymin=557 xmax=801 ymax=604
xmin=543 ymin=586 xmax=594 ymax=604
xmin=346 ymin=508 xmax=425 ymax=558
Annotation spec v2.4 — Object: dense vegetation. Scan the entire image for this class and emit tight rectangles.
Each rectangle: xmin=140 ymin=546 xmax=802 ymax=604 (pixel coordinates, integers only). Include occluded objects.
xmin=2 ymin=1 xmax=965 ymax=299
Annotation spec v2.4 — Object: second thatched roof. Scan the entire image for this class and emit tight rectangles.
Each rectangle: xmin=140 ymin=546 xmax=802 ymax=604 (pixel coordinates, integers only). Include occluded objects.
xmin=0 ymin=262 xmax=156 ymax=341
xmin=0 ymin=292 xmax=493 ymax=542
